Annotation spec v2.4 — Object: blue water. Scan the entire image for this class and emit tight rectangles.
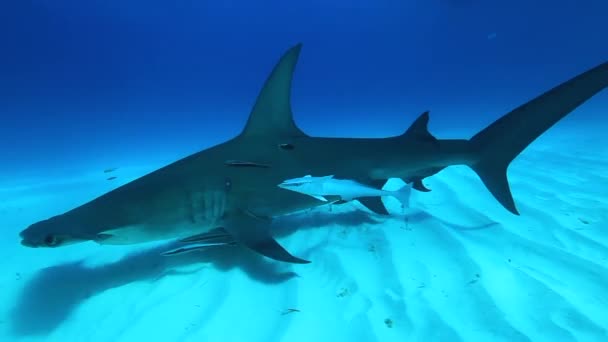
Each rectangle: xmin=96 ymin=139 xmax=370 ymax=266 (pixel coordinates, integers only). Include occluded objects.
xmin=2 ymin=0 xmax=607 ymax=176
xmin=1 ymin=1 xmax=608 ymax=341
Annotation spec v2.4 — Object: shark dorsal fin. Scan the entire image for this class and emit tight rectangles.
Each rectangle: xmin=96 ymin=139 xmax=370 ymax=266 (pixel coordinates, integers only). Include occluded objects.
xmin=239 ymin=44 xmax=308 ymax=139
xmin=401 ymin=111 xmax=437 ymax=143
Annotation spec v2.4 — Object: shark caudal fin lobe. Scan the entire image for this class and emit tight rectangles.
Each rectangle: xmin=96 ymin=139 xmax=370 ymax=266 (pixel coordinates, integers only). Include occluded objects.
xmin=469 ymin=61 xmax=608 ymax=215
xmin=239 ymin=43 xmax=308 ymax=139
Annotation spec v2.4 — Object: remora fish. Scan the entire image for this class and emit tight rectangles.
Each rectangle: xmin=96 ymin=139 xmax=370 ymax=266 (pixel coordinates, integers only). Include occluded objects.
xmin=278 ymin=175 xmax=412 ymax=210
xmin=18 ymin=43 xmax=608 ymax=264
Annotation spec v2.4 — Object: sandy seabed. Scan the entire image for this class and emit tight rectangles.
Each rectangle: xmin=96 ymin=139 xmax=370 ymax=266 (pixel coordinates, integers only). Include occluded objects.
xmin=1 ymin=126 xmax=607 ymax=342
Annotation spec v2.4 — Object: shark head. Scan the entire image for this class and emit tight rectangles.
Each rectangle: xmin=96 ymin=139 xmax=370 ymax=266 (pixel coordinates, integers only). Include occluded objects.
xmin=19 ymin=215 xmax=91 ymax=248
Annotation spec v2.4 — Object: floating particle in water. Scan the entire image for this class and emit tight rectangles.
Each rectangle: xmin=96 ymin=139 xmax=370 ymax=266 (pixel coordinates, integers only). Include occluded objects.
xmin=384 ymin=318 xmax=393 ymax=328
xmin=368 ymin=243 xmax=376 ymax=253
xmin=487 ymin=32 xmax=497 ymax=40
xmin=281 ymin=308 xmax=300 ymax=316
xmin=336 ymin=287 xmax=350 ymax=298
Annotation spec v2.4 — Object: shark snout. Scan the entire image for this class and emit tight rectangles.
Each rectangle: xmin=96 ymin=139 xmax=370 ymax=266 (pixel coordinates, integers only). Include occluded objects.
xmin=19 ymin=229 xmax=37 ymax=247
xmin=20 ymin=238 xmax=38 ymax=248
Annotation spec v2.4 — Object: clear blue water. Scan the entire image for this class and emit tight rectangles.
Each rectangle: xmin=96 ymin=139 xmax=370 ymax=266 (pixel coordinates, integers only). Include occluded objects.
xmin=2 ymin=0 xmax=607 ymax=176
xmin=1 ymin=1 xmax=607 ymax=341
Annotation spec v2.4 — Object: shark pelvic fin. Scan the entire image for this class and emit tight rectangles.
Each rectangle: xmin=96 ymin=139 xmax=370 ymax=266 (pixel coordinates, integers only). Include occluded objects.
xmin=354 ymin=178 xmax=391 ymax=215
xmin=468 ymin=60 xmax=608 ymax=215
xmin=358 ymin=197 xmax=390 ymax=216
xmin=239 ymin=43 xmax=308 ymax=140
xmin=412 ymin=179 xmax=431 ymax=192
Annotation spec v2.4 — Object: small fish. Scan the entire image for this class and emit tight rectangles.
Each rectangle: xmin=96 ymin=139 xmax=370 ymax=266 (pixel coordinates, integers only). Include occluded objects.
xmin=107 ymin=176 xmax=117 ymax=181
xmin=278 ymin=175 xmax=412 ymax=208
xmin=281 ymin=308 xmax=300 ymax=315
xmin=103 ymin=167 xmax=118 ymax=173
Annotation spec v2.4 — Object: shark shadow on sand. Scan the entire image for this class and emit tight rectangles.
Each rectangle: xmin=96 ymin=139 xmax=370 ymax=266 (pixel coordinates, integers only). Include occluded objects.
xmin=9 ymin=209 xmax=378 ymax=337
xmin=402 ymin=209 xmax=499 ymax=231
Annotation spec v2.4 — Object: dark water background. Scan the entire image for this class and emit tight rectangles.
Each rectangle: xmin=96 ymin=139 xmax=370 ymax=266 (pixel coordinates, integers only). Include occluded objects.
xmin=1 ymin=0 xmax=607 ymax=178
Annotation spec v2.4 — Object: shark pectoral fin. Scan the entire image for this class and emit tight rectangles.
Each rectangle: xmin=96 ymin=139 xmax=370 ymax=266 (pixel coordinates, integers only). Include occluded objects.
xmin=224 ymin=211 xmax=310 ymax=264
xmin=358 ymin=197 xmax=390 ymax=216
xmin=412 ymin=179 xmax=431 ymax=192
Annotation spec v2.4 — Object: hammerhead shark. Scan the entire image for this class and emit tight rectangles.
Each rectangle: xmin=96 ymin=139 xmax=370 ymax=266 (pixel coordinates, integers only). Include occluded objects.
xmin=19 ymin=43 xmax=608 ymax=264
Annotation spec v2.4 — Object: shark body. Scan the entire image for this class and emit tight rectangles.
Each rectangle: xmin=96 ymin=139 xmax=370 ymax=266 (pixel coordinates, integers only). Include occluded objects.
xmin=19 ymin=44 xmax=608 ymax=264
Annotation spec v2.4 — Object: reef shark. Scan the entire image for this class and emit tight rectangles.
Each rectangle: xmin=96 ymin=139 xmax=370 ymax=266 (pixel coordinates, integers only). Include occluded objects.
xmin=19 ymin=44 xmax=608 ymax=264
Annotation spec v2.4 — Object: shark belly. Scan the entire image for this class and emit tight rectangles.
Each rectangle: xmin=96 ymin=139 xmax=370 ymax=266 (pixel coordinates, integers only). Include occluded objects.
xmin=97 ymin=189 xmax=227 ymax=245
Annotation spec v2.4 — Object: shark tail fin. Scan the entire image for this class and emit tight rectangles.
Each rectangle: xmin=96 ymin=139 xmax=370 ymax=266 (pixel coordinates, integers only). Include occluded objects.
xmin=468 ymin=61 xmax=608 ymax=215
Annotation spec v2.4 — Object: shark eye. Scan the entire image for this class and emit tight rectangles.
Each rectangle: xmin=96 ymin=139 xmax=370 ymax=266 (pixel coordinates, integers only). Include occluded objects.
xmin=43 ymin=234 xmax=59 ymax=246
